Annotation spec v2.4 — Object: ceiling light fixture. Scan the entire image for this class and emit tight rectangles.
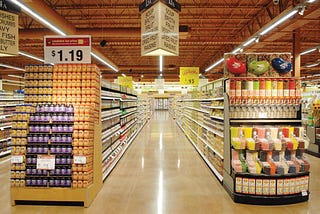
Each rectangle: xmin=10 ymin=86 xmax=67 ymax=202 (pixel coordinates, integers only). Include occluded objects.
xmin=232 ymin=47 xmax=242 ymax=54
xmin=90 ymin=52 xmax=118 ymax=72
xmin=243 ymin=37 xmax=257 ymax=47
xmin=9 ymin=0 xmax=66 ymax=36
xmin=300 ymin=47 xmax=318 ymax=55
xmin=19 ymin=51 xmax=44 ymax=62
xmin=9 ymin=0 xmax=118 ymax=72
xmin=159 ymin=55 xmax=163 ymax=72
xmin=259 ymin=9 xmax=298 ymax=36
xmin=205 ymin=58 xmax=224 ymax=72
xmin=0 ymin=63 xmax=25 ymax=71
xmin=122 ymin=73 xmax=126 ymax=77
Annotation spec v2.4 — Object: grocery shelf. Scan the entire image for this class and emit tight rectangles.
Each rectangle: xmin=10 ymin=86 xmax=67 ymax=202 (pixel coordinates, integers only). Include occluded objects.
xmin=210 ymin=115 xmax=224 ymax=121
xmin=0 ymin=150 xmax=11 ymax=158
xmin=184 ymin=106 xmax=209 ymax=114
xmin=184 ymin=122 xmax=223 ymax=159
xmin=176 ymin=122 xmax=223 ymax=182
xmin=0 ymin=137 xmax=11 ymax=143
xmin=183 ymin=114 xmax=223 ymax=137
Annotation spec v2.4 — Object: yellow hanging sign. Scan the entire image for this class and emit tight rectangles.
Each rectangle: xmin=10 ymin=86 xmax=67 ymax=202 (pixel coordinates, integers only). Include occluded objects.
xmin=118 ymin=76 xmax=133 ymax=89
xmin=180 ymin=67 xmax=199 ymax=86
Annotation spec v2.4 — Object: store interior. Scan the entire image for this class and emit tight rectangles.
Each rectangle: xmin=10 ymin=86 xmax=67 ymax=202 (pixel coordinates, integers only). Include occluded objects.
xmin=0 ymin=0 xmax=320 ymax=213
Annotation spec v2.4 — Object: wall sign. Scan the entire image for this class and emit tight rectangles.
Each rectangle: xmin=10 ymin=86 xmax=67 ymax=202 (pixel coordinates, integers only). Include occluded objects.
xmin=0 ymin=9 xmax=18 ymax=56
xmin=44 ymin=35 xmax=91 ymax=64
xmin=141 ymin=1 xmax=179 ymax=56
xmin=180 ymin=67 xmax=199 ymax=86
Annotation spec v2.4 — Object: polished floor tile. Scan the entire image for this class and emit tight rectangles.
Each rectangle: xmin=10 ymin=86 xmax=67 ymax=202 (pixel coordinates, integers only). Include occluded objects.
xmin=1 ymin=110 xmax=320 ymax=213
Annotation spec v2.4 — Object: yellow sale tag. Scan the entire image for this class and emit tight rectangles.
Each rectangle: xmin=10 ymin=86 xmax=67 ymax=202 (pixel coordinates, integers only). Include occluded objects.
xmin=180 ymin=67 xmax=199 ymax=86
xmin=118 ymin=76 xmax=133 ymax=89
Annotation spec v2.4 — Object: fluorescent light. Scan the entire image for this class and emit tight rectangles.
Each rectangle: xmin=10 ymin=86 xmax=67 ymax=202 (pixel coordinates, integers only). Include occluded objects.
xmin=122 ymin=73 xmax=126 ymax=77
xmin=205 ymin=58 xmax=224 ymax=72
xmin=0 ymin=63 xmax=25 ymax=71
xmin=301 ymin=48 xmax=317 ymax=55
xmin=9 ymin=0 xmax=66 ymax=36
xmin=159 ymin=55 xmax=163 ymax=72
xmin=19 ymin=51 xmax=44 ymax=62
xmin=260 ymin=9 xmax=298 ymax=36
xmin=232 ymin=47 xmax=242 ymax=54
xmin=8 ymin=75 xmax=24 ymax=79
xmin=90 ymin=52 xmax=118 ymax=72
xmin=307 ymin=0 xmax=316 ymax=3
xmin=243 ymin=37 xmax=256 ymax=47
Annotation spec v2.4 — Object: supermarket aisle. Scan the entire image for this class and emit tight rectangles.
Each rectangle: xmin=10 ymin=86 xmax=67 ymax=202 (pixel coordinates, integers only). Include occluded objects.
xmin=1 ymin=110 xmax=320 ymax=213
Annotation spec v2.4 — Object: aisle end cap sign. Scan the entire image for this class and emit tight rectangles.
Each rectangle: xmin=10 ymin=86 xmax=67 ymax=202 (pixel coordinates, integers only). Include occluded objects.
xmin=139 ymin=0 xmax=181 ymax=12
xmin=44 ymin=35 xmax=91 ymax=64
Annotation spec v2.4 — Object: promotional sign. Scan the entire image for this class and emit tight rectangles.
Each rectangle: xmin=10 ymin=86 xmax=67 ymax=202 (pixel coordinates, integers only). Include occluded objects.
xmin=118 ymin=76 xmax=133 ymax=89
xmin=0 ymin=9 xmax=18 ymax=56
xmin=36 ymin=155 xmax=55 ymax=170
xmin=44 ymin=35 xmax=91 ymax=64
xmin=224 ymin=53 xmax=292 ymax=78
xmin=180 ymin=67 xmax=199 ymax=86
xmin=141 ymin=1 xmax=179 ymax=56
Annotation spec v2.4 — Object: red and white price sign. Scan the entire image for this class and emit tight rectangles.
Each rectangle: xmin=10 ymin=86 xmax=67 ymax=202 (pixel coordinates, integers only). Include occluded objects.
xmin=36 ymin=155 xmax=55 ymax=170
xmin=44 ymin=35 xmax=91 ymax=64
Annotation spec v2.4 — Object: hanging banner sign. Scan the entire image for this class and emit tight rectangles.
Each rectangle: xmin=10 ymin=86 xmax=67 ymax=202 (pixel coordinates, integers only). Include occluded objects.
xmin=180 ymin=67 xmax=199 ymax=86
xmin=0 ymin=9 xmax=18 ymax=56
xmin=44 ymin=35 xmax=91 ymax=64
xmin=118 ymin=76 xmax=133 ymax=89
xmin=141 ymin=1 xmax=179 ymax=56
xmin=139 ymin=0 xmax=181 ymax=12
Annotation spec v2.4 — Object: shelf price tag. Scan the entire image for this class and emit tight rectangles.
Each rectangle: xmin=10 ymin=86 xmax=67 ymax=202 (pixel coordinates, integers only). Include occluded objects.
xmin=74 ymin=156 xmax=87 ymax=164
xmin=44 ymin=35 xmax=91 ymax=64
xmin=11 ymin=155 xmax=24 ymax=164
xmin=36 ymin=155 xmax=55 ymax=170
xmin=180 ymin=67 xmax=199 ymax=86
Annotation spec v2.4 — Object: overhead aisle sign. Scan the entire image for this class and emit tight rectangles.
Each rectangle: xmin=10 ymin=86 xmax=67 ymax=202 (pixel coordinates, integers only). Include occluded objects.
xmin=118 ymin=76 xmax=133 ymax=89
xmin=180 ymin=67 xmax=199 ymax=86
xmin=44 ymin=35 xmax=91 ymax=64
xmin=140 ymin=0 xmax=181 ymax=56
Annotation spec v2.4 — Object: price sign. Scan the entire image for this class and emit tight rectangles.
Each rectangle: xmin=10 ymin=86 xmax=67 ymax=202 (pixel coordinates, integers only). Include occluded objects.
xmin=36 ymin=155 xmax=55 ymax=170
xmin=118 ymin=76 xmax=133 ymax=89
xmin=180 ymin=67 xmax=199 ymax=86
xmin=44 ymin=35 xmax=91 ymax=64
xmin=11 ymin=155 xmax=24 ymax=164
xmin=74 ymin=156 xmax=87 ymax=164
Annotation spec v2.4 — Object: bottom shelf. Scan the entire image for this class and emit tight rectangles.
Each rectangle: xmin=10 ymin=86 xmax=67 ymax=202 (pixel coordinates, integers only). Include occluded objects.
xmin=0 ymin=150 xmax=11 ymax=158
xmin=11 ymin=182 xmax=100 ymax=207
xmin=232 ymin=192 xmax=309 ymax=205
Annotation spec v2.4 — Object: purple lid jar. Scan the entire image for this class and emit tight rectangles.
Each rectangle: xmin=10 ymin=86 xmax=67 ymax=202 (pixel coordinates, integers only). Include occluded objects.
xmin=66 ymin=147 xmax=72 ymax=154
xmin=35 ymin=114 xmax=40 ymax=122
xmin=61 ymin=157 xmax=66 ymax=164
xmin=49 ymin=104 xmax=54 ymax=112
xmin=43 ymin=179 xmax=48 ymax=187
xmin=38 ymin=135 xmax=44 ymax=143
xmin=66 ymin=179 xmax=71 ymax=187
xmin=49 ymin=179 xmax=54 ymax=187
xmin=56 ymin=146 xmax=61 ymax=153
xmin=43 ymin=147 xmax=48 ymax=153
xmin=32 ymin=157 xmax=37 ymax=164
xmin=60 ymin=179 xmax=66 ymax=187
xmin=26 ymin=167 xmax=31 ymax=174
xmin=54 ymin=104 xmax=60 ymax=113
xmin=54 ymin=179 xmax=61 ymax=187
xmin=56 ymin=168 xmax=61 ymax=175
xmin=31 ymin=168 xmax=37 ymax=175
xmin=55 ymin=157 xmax=60 ymax=164
xmin=26 ymin=179 xmax=31 ymax=186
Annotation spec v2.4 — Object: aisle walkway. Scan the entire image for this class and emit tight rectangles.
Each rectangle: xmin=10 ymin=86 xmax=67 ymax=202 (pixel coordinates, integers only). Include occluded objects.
xmin=1 ymin=111 xmax=320 ymax=213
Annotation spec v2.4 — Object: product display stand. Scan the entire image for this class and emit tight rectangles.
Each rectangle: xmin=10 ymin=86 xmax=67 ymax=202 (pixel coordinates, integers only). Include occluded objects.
xmin=222 ymin=77 xmax=310 ymax=205
xmin=11 ymin=64 xmax=102 ymax=207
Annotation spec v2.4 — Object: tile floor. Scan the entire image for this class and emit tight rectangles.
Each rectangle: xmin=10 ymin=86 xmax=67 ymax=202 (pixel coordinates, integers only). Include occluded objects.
xmin=1 ymin=110 xmax=320 ymax=213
